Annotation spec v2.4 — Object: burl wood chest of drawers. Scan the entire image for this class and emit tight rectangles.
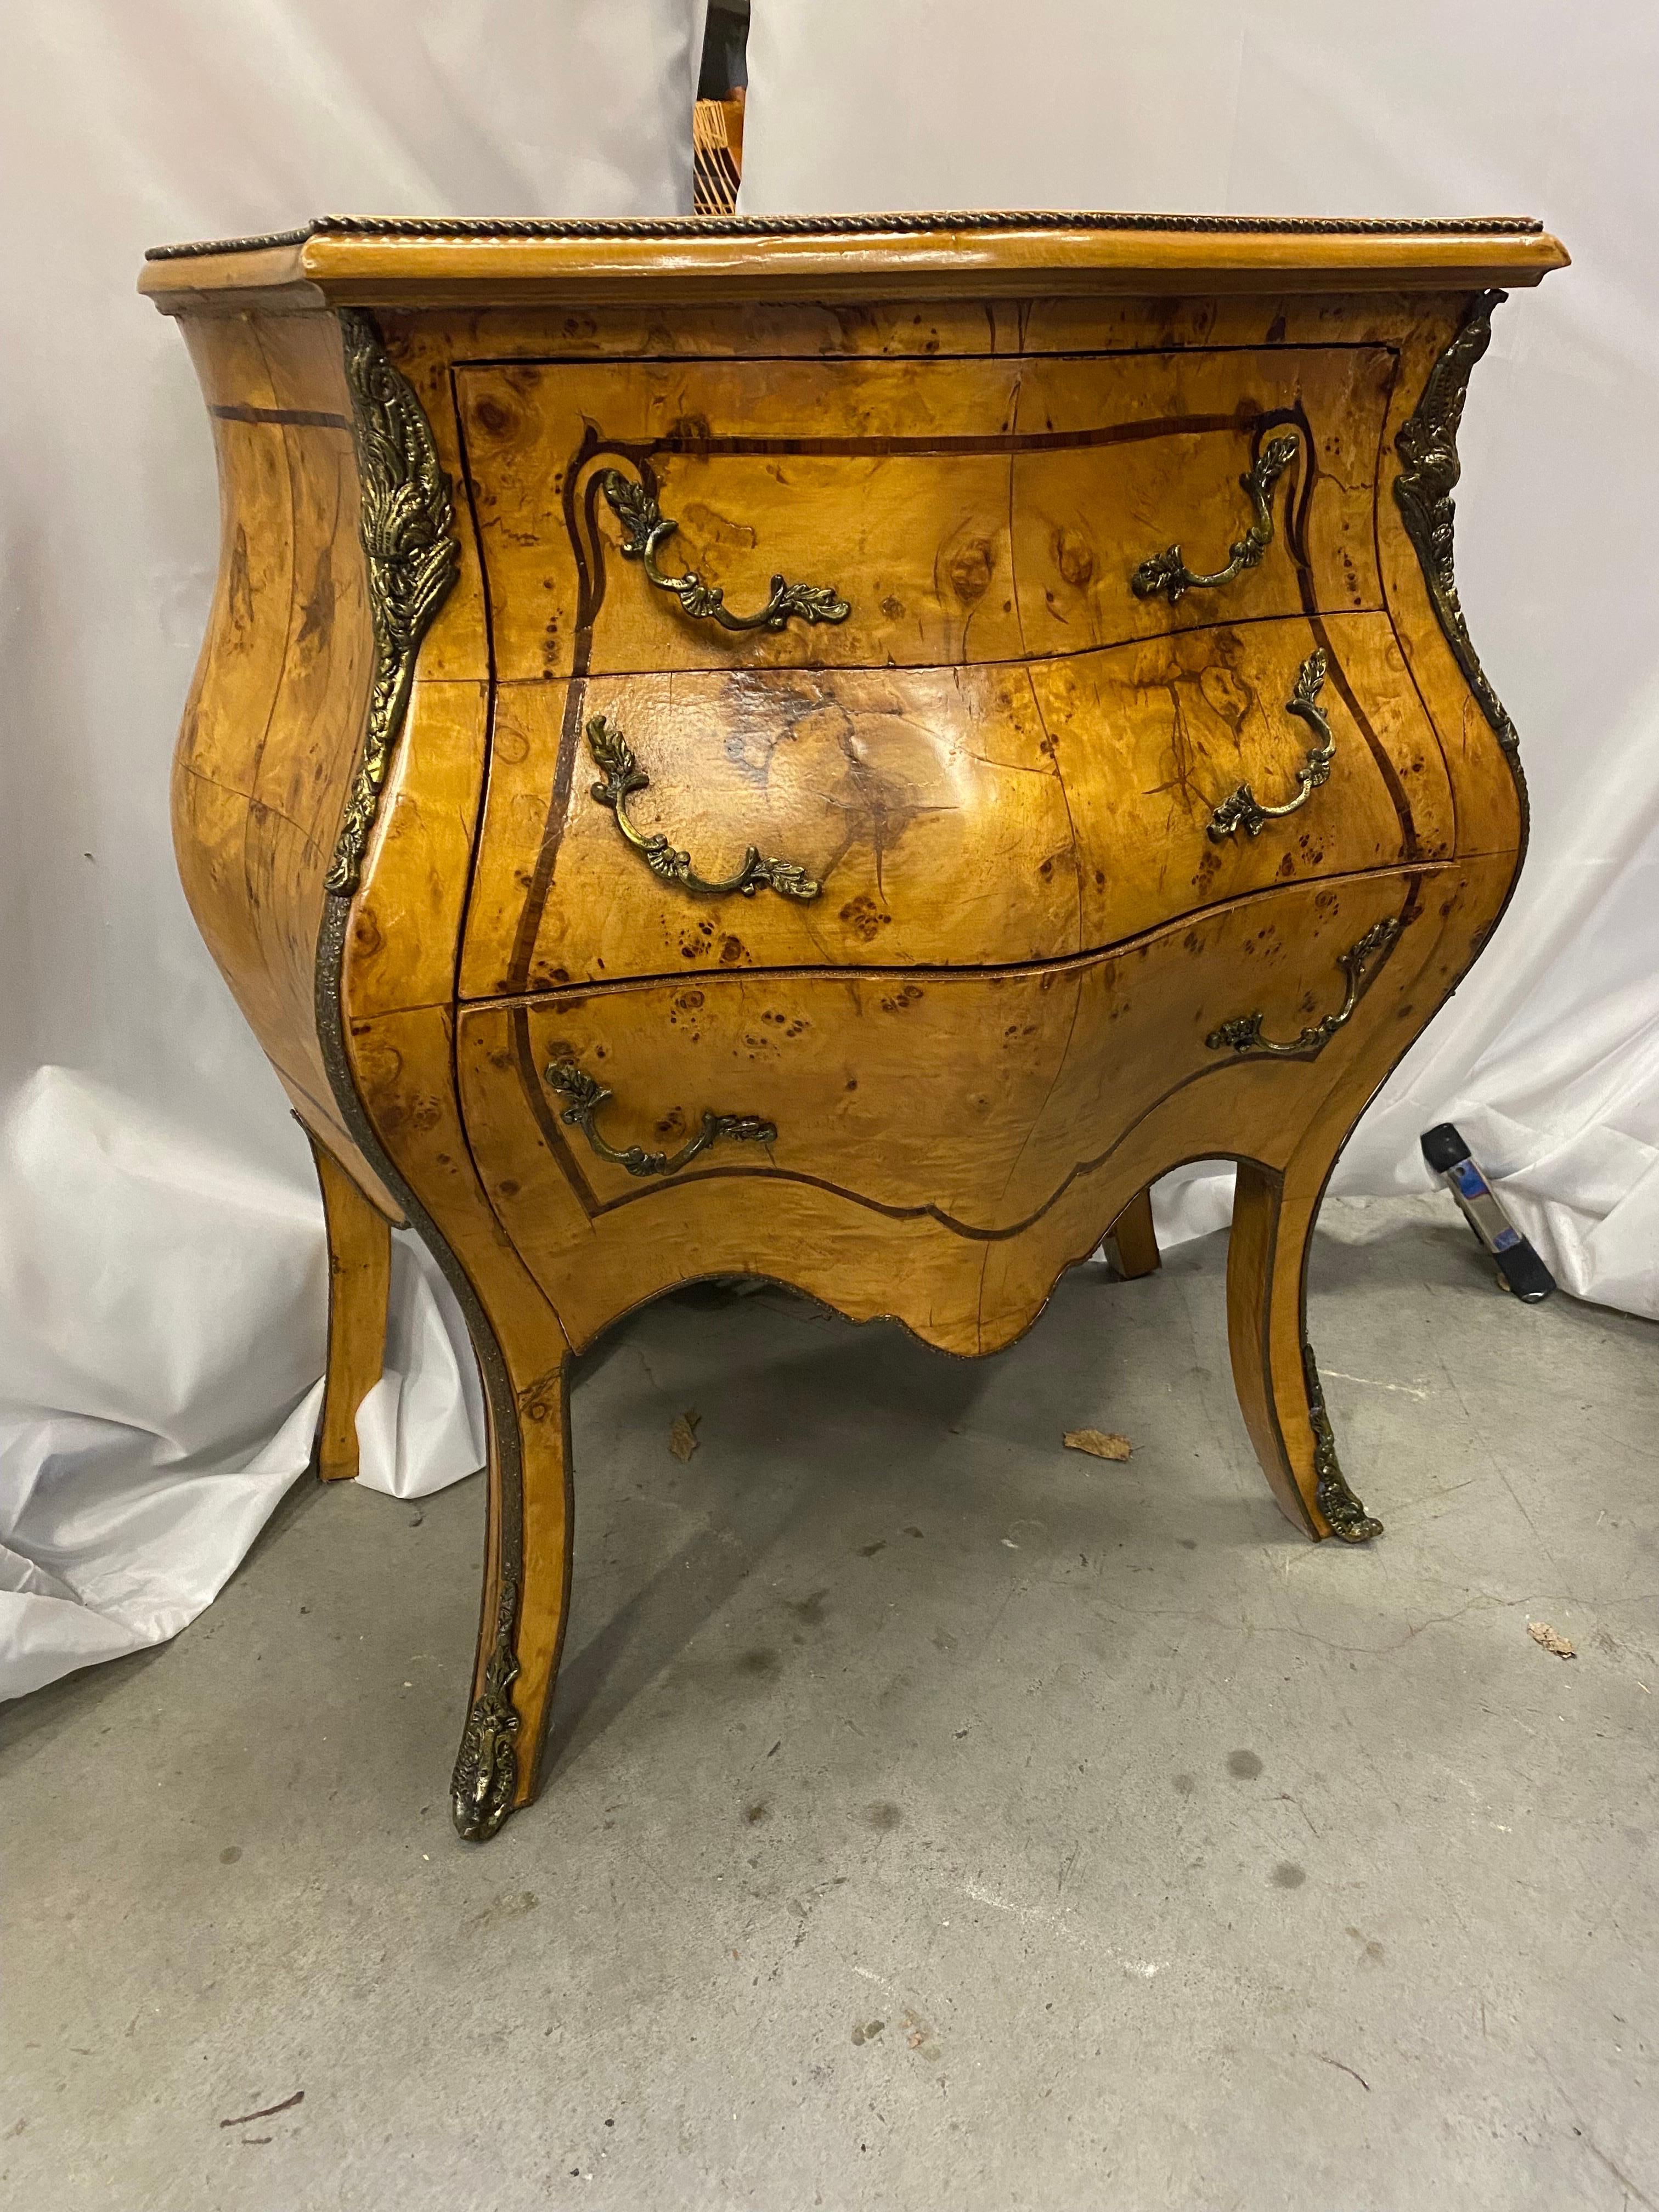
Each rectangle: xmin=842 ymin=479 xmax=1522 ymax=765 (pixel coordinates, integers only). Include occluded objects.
xmin=143 ymin=209 xmax=1566 ymax=1839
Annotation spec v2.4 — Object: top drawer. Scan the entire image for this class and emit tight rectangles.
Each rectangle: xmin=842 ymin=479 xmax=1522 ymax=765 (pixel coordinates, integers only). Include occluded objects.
xmin=455 ymin=347 xmax=1396 ymax=679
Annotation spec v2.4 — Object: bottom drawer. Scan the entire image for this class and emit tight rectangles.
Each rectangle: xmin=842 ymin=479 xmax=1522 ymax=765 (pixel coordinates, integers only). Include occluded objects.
xmin=458 ymin=870 xmax=1420 ymax=1269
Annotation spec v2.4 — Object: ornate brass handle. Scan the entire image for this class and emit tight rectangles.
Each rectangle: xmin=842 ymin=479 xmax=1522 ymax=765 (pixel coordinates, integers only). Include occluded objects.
xmin=546 ymin=1059 xmax=776 ymax=1180
xmin=585 ymin=715 xmax=820 ymax=901
xmin=1207 ymin=650 xmax=1335 ymax=841
xmin=599 ymin=468 xmax=851 ymax=634
xmin=1132 ymin=432 xmax=1300 ymax=606
xmin=1205 ymin=917 xmax=1400 ymax=1058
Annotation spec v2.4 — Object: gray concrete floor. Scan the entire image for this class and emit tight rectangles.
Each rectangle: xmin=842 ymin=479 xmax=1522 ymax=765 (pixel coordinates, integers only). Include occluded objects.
xmin=4 ymin=1194 xmax=1656 ymax=2212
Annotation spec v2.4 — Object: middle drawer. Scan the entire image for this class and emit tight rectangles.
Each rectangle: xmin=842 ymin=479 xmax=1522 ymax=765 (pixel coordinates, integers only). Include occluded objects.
xmin=462 ymin=613 xmax=1452 ymax=997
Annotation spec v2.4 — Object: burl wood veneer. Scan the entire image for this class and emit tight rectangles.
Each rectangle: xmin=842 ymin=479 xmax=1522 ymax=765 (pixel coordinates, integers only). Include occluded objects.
xmin=143 ymin=209 xmax=1566 ymax=1839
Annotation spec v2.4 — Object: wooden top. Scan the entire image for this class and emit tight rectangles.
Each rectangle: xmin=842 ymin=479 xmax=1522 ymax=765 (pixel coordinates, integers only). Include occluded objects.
xmin=140 ymin=210 xmax=1568 ymax=312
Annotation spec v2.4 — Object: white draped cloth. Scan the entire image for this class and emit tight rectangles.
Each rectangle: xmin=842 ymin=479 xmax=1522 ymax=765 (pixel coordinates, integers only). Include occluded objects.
xmin=740 ymin=1 xmax=1659 ymax=1317
xmin=0 ymin=0 xmax=709 ymax=1699
xmin=3 ymin=0 xmax=1652 ymax=1702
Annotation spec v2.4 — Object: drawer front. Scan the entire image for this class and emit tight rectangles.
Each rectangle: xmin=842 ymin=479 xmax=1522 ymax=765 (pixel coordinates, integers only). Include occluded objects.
xmin=459 ymin=869 xmax=1419 ymax=1249
xmin=461 ymin=613 xmax=1452 ymax=997
xmin=455 ymin=347 xmax=1394 ymax=680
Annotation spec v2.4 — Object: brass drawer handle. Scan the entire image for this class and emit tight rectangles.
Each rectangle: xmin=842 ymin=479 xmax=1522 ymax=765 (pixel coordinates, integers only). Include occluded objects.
xmin=1207 ymin=650 xmax=1335 ymax=840
xmin=546 ymin=1058 xmax=776 ymax=1180
xmin=1132 ymin=432 xmax=1300 ymax=606
xmin=1205 ymin=917 xmax=1400 ymax=1058
xmin=585 ymin=715 xmax=820 ymax=901
xmin=600 ymin=467 xmax=851 ymax=634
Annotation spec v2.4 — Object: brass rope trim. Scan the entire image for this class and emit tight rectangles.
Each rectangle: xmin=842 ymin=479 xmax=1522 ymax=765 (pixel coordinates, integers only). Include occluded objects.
xmin=147 ymin=210 xmax=1546 ymax=259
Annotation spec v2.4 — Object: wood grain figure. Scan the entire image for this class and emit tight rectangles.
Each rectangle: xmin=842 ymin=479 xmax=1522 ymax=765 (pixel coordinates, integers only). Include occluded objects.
xmin=303 ymin=1124 xmax=393 ymax=1482
xmin=144 ymin=209 xmax=1565 ymax=1836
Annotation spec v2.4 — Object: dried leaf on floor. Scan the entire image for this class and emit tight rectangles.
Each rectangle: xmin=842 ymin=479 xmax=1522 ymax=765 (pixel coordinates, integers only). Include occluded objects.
xmin=1064 ymin=1428 xmax=1132 ymax=1462
xmin=218 ymin=2090 xmax=304 ymax=2130
xmin=1527 ymin=1620 xmax=1576 ymax=1659
xmin=668 ymin=1409 xmax=702 ymax=1463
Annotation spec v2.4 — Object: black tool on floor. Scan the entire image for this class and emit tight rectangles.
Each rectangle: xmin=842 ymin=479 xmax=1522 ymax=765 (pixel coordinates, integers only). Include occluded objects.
xmin=1420 ymin=1123 xmax=1556 ymax=1302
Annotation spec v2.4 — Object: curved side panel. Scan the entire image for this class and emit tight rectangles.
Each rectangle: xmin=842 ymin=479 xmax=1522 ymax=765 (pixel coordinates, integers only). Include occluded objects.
xmin=170 ymin=307 xmax=390 ymax=1200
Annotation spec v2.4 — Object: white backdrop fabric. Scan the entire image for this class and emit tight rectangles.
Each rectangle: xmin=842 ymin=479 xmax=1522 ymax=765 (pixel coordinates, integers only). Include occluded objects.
xmin=2 ymin=1 xmax=1652 ymax=1705
xmin=740 ymin=0 xmax=1659 ymax=1318
xmin=0 ymin=1 xmax=707 ymax=1700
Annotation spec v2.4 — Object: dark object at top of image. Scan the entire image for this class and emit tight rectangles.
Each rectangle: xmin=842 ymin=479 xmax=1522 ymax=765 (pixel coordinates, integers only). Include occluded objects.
xmin=695 ymin=1 xmax=748 ymax=212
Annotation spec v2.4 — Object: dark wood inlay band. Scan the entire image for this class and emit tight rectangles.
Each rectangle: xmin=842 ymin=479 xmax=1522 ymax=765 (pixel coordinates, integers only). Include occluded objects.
xmin=210 ymin=403 xmax=352 ymax=430
xmin=634 ymin=413 xmax=1249 ymax=461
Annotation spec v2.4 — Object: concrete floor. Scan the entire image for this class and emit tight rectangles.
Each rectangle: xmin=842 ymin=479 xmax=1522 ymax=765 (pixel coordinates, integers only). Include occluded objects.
xmin=4 ymin=1194 xmax=1656 ymax=2212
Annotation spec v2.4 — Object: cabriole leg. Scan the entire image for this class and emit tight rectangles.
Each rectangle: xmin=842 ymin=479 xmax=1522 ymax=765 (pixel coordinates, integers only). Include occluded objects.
xmin=302 ymin=1126 xmax=393 ymax=1483
xmin=332 ymin=988 xmax=578 ymax=1844
xmin=452 ymin=1346 xmax=574 ymax=1842
xmin=1107 ymin=1188 xmax=1161 ymax=1280
xmin=1225 ymin=1158 xmax=1381 ymax=1544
